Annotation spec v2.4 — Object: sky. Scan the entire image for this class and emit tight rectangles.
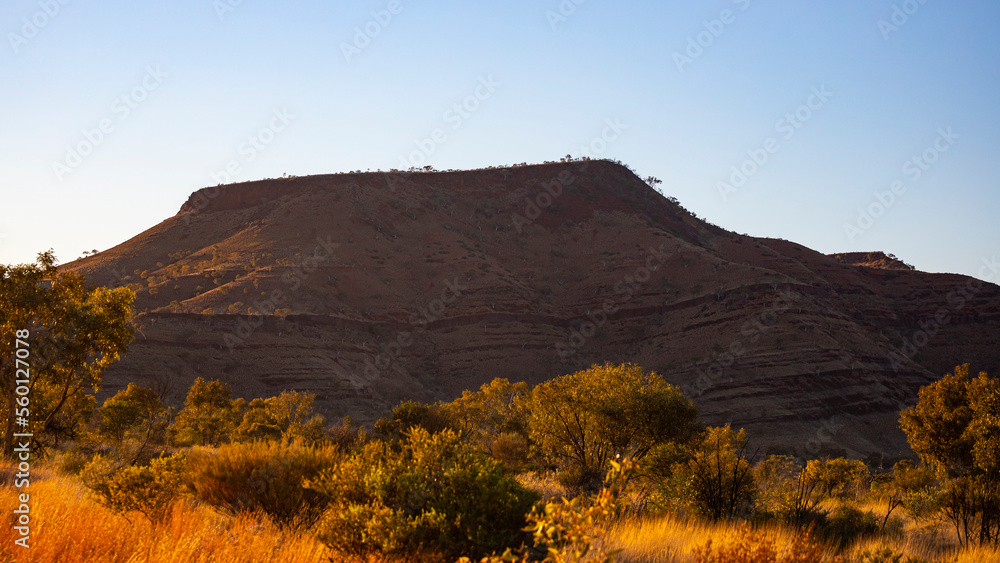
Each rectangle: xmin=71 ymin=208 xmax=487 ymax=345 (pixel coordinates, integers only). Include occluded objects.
xmin=2 ymin=0 xmax=998 ymax=280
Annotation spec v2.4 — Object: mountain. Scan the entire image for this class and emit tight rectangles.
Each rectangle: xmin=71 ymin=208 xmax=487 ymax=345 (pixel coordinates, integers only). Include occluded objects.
xmin=65 ymin=160 xmax=1000 ymax=461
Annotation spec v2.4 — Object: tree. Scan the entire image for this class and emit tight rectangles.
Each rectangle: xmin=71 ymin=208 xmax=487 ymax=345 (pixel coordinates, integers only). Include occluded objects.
xmin=169 ymin=377 xmax=241 ymax=446
xmin=0 ymin=251 xmax=135 ymax=458
xmin=265 ymin=389 xmax=321 ymax=440
xmin=99 ymin=382 xmax=169 ymax=461
xmin=802 ymin=457 xmax=870 ymax=505
xmin=754 ymin=454 xmax=803 ymax=516
xmin=899 ymin=364 xmax=1000 ymax=545
xmin=233 ymin=398 xmax=282 ymax=442
xmin=528 ymin=363 xmax=700 ymax=489
xmin=444 ymin=377 xmax=530 ymax=454
xmin=681 ymin=425 xmax=757 ymax=520
xmin=870 ymin=460 xmax=936 ymax=531
xmin=374 ymin=399 xmax=453 ymax=444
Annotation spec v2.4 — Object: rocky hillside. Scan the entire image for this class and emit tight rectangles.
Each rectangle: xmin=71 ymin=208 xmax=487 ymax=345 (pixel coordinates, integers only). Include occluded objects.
xmin=65 ymin=160 xmax=1000 ymax=461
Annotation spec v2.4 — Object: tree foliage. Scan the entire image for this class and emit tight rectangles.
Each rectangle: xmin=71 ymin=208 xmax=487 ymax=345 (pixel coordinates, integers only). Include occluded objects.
xmin=99 ymin=382 xmax=167 ymax=444
xmin=306 ymin=427 xmax=539 ymax=560
xmin=528 ymin=363 xmax=700 ymax=488
xmin=0 ymin=250 xmax=135 ymax=457
xmin=169 ymin=377 xmax=242 ymax=446
xmin=374 ymin=399 xmax=454 ymax=443
xmin=899 ymin=364 xmax=1000 ymax=545
xmin=446 ymin=378 xmax=530 ymax=451
xmin=678 ymin=425 xmax=757 ymax=520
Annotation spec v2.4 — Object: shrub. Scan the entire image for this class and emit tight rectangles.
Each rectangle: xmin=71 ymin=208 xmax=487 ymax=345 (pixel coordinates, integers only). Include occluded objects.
xmin=444 ymin=377 xmax=531 ymax=457
xmin=105 ymin=454 xmax=185 ymax=522
xmin=458 ymin=459 xmax=632 ymax=563
xmin=326 ymin=416 xmax=367 ymax=451
xmin=306 ymin=428 xmax=539 ymax=561
xmin=854 ymin=547 xmax=930 ymax=563
xmin=82 ymin=453 xmax=186 ymax=523
xmin=491 ymin=432 xmax=530 ymax=472
xmin=678 ymin=425 xmax=757 ymax=520
xmin=693 ymin=525 xmax=832 ymax=563
xmin=374 ymin=400 xmax=454 ymax=443
xmin=52 ymin=447 xmax=90 ymax=475
xmin=185 ymin=440 xmax=340 ymax=527
xmin=822 ymin=505 xmax=880 ymax=547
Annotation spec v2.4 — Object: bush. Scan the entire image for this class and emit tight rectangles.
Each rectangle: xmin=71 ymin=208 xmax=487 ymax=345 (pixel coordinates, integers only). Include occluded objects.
xmin=490 ymin=432 xmax=530 ymax=473
xmin=306 ymin=428 xmax=539 ymax=561
xmin=326 ymin=416 xmax=367 ymax=451
xmin=185 ymin=440 xmax=341 ymax=527
xmin=678 ymin=425 xmax=757 ymax=520
xmin=53 ymin=448 xmax=90 ymax=475
xmin=374 ymin=400 xmax=454 ymax=443
xmin=854 ymin=547 xmax=930 ymax=563
xmin=82 ymin=453 xmax=185 ymax=523
xmin=693 ymin=525 xmax=830 ymax=563
xmin=822 ymin=505 xmax=880 ymax=546
xmin=105 ymin=454 xmax=185 ymax=522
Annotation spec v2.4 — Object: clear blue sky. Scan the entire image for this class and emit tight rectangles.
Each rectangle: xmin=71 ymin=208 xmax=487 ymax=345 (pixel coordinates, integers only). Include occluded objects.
xmin=2 ymin=0 xmax=998 ymax=280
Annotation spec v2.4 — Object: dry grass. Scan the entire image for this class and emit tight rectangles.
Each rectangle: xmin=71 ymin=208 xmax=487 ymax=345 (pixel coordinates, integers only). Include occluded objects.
xmin=606 ymin=515 xmax=840 ymax=563
xmin=516 ymin=471 xmax=568 ymax=502
xmin=605 ymin=505 xmax=1000 ymax=563
xmin=0 ymin=465 xmax=330 ymax=563
xmin=4 ymin=465 xmax=999 ymax=563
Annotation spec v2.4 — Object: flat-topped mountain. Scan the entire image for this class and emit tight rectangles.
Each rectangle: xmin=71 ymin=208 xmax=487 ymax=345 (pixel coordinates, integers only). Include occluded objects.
xmin=65 ymin=160 xmax=1000 ymax=460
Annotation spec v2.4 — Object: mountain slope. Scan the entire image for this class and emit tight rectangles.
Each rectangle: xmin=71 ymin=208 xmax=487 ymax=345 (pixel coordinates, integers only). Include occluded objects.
xmin=65 ymin=160 xmax=1000 ymax=460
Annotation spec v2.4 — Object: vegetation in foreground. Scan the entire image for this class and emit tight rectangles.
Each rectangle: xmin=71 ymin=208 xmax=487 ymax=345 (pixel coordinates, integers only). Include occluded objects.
xmin=0 ymin=363 xmax=995 ymax=562
xmin=2 ymin=254 xmax=1000 ymax=561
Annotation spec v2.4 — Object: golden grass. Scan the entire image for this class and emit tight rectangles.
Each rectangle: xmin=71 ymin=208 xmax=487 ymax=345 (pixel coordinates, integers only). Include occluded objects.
xmin=516 ymin=471 xmax=568 ymax=502
xmin=3 ymin=465 xmax=999 ymax=563
xmin=606 ymin=514 xmax=840 ymax=563
xmin=605 ymin=506 xmax=1000 ymax=563
xmin=0 ymin=466 xmax=330 ymax=563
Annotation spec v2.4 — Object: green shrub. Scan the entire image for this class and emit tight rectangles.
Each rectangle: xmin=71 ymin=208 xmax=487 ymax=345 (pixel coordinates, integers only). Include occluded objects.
xmin=822 ymin=504 xmax=880 ymax=546
xmin=674 ymin=425 xmax=757 ymax=520
xmin=374 ymin=400 xmax=454 ymax=443
xmin=82 ymin=453 xmax=186 ymax=523
xmin=52 ymin=448 xmax=90 ymax=475
xmin=306 ymin=428 xmax=540 ymax=561
xmin=106 ymin=454 xmax=185 ymax=522
xmin=855 ymin=546 xmax=931 ymax=563
xmin=185 ymin=440 xmax=341 ymax=527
